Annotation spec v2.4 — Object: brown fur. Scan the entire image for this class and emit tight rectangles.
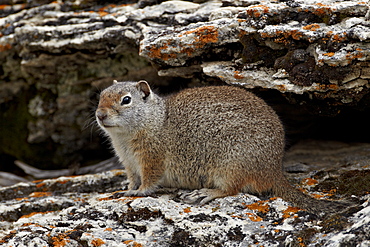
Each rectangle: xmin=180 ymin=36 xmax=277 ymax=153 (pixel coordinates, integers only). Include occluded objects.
xmin=96 ymin=80 xmax=347 ymax=215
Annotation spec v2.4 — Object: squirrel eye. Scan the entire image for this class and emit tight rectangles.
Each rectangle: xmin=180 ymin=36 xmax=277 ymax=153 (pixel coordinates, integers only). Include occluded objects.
xmin=120 ymin=96 xmax=131 ymax=105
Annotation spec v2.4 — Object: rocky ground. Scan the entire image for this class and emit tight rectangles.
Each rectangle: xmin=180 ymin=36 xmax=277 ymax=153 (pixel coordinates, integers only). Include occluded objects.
xmin=0 ymin=140 xmax=369 ymax=246
xmin=1 ymin=0 xmax=370 ymax=169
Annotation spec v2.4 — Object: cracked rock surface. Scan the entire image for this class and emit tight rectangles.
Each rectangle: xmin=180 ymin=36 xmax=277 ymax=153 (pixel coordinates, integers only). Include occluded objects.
xmin=0 ymin=140 xmax=369 ymax=246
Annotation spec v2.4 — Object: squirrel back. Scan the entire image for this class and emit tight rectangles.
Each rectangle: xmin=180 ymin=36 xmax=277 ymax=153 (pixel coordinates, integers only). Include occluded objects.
xmin=96 ymin=80 xmax=348 ymax=215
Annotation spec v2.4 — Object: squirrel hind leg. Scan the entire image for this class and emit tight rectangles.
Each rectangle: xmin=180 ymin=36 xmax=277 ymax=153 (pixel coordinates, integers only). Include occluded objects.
xmin=180 ymin=188 xmax=234 ymax=205
xmin=179 ymin=173 xmax=261 ymax=204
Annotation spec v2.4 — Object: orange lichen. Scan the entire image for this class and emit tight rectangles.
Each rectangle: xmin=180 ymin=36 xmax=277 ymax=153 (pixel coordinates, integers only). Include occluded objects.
xmin=245 ymin=201 xmax=270 ymax=213
xmin=297 ymin=237 xmax=306 ymax=247
xmin=21 ymin=222 xmax=45 ymax=228
xmin=96 ymin=4 xmax=116 ymax=16
xmin=302 ymin=178 xmax=318 ymax=186
xmin=98 ymin=11 xmax=108 ymax=17
xmin=148 ymin=26 xmax=218 ymax=60
xmin=314 ymin=84 xmax=339 ymax=90
xmin=16 ymin=197 xmax=29 ymax=201
xmin=231 ymin=214 xmax=245 ymax=219
xmin=29 ymin=192 xmax=52 ymax=198
xmin=313 ymin=7 xmax=331 ymax=16
xmin=346 ymin=51 xmax=364 ymax=60
xmin=21 ymin=211 xmax=54 ymax=218
xmin=91 ymin=238 xmax=105 ymax=247
xmin=313 ymin=188 xmax=336 ymax=198
xmin=332 ymin=33 xmax=347 ymax=43
xmin=275 ymin=85 xmax=287 ymax=91
xmin=234 ymin=71 xmax=244 ymax=79
xmin=282 ymin=206 xmax=301 ymax=219
xmin=0 ymin=5 xmax=10 ymax=10
xmin=105 ymin=228 xmax=113 ymax=231
xmin=312 ymin=193 xmax=325 ymax=199
xmin=261 ymin=29 xmax=303 ymax=44
xmin=303 ymin=24 xmax=320 ymax=31
xmin=32 ymin=179 xmax=44 ymax=183
xmin=147 ymin=42 xmax=177 ymax=61
xmin=323 ymin=52 xmax=335 ymax=57
xmin=0 ymin=44 xmax=12 ymax=52
xmin=148 ymin=43 xmax=168 ymax=59
xmin=299 ymin=4 xmax=332 ymax=17
xmin=326 ymin=31 xmax=333 ymax=36
xmin=290 ymin=30 xmax=303 ymax=40
xmin=36 ymin=182 xmax=46 ymax=188
xmin=57 ymin=180 xmax=70 ymax=184
xmin=180 ymin=47 xmax=195 ymax=57
xmin=260 ymin=32 xmax=270 ymax=39
xmin=52 ymin=233 xmax=70 ymax=247
xmin=299 ymin=188 xmax=307 ymax=193
xmin=118 ymin=3 xmax=133 ymax=7
xmin=246 ymin=213 xmax=263 ymax=222
xmin=183 ymin=207 xmax=191 ymax=213
xmin=184 ymin=26 xmax=219 ymax=48
xmin=329 ymin=188 xmax=337 ymax=194
xmin=123 ymin=240 xmax=143 ymax=247
xmin=246 ymin=5 xmax=269 ymax=18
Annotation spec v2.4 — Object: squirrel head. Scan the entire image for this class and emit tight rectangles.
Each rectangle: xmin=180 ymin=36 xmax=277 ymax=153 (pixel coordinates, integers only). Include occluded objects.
xmin=96 ymin=80 xmax=163 ymax=134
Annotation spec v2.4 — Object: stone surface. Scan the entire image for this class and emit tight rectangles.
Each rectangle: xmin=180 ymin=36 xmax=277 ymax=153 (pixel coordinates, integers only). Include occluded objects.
xmin=0 ymin=0 xmax=370 ymax=169
xmin=138 ymin=0 xmax=370 ymax=101
xmin=0 ymin=140 xmax=369 ymax=246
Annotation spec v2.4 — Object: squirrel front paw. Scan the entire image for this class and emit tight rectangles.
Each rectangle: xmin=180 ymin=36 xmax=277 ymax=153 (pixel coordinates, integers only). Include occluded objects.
xmin=124 ymin=189 xmax=154 ymax=197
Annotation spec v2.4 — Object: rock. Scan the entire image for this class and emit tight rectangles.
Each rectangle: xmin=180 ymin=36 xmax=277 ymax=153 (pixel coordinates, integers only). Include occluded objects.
xmin=0 ymin=140 xmax=369 ymax=246
xmin=0 ymin=172 xmax=28 ymax=187
xmin=139 ymin=1 xmax=370 ymax=106
xmin=0 ymin=0 xmax=369 ymax=169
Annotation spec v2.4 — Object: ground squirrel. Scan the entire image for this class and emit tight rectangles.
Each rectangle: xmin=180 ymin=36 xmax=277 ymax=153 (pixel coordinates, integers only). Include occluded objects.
xmin=96 ymin=80 xmax=345 ymax=214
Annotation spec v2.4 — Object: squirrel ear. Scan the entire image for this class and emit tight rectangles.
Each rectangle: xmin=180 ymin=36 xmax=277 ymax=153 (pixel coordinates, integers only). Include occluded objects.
xmin=137 ymin=80 xmax=151 ymax=100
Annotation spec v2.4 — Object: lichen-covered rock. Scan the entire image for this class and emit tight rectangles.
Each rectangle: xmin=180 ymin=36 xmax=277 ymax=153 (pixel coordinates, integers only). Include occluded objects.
xmin=138 ymin=0 xmax=370 ymax=103
xmin=0 ymin=141 xmax=369 ymax=246
xmin=0 ymin=0 xmax=369 ymax=168
xmin=0 ymin=1 xmax=159 ymax=168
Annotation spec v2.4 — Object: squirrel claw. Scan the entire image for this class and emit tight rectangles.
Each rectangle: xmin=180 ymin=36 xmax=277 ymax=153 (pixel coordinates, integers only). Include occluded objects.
xmin=180 ymin=190 xmax=210 ymax=204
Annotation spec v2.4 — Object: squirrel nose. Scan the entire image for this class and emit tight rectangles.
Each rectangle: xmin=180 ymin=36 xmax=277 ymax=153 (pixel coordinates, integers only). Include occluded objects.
xmin=96 ymin=109 xmax=108 ymax=121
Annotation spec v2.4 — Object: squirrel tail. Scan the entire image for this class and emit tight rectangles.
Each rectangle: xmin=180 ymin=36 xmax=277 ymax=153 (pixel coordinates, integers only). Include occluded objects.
xmin=272 ymin=176 xmax=348 ymax=215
